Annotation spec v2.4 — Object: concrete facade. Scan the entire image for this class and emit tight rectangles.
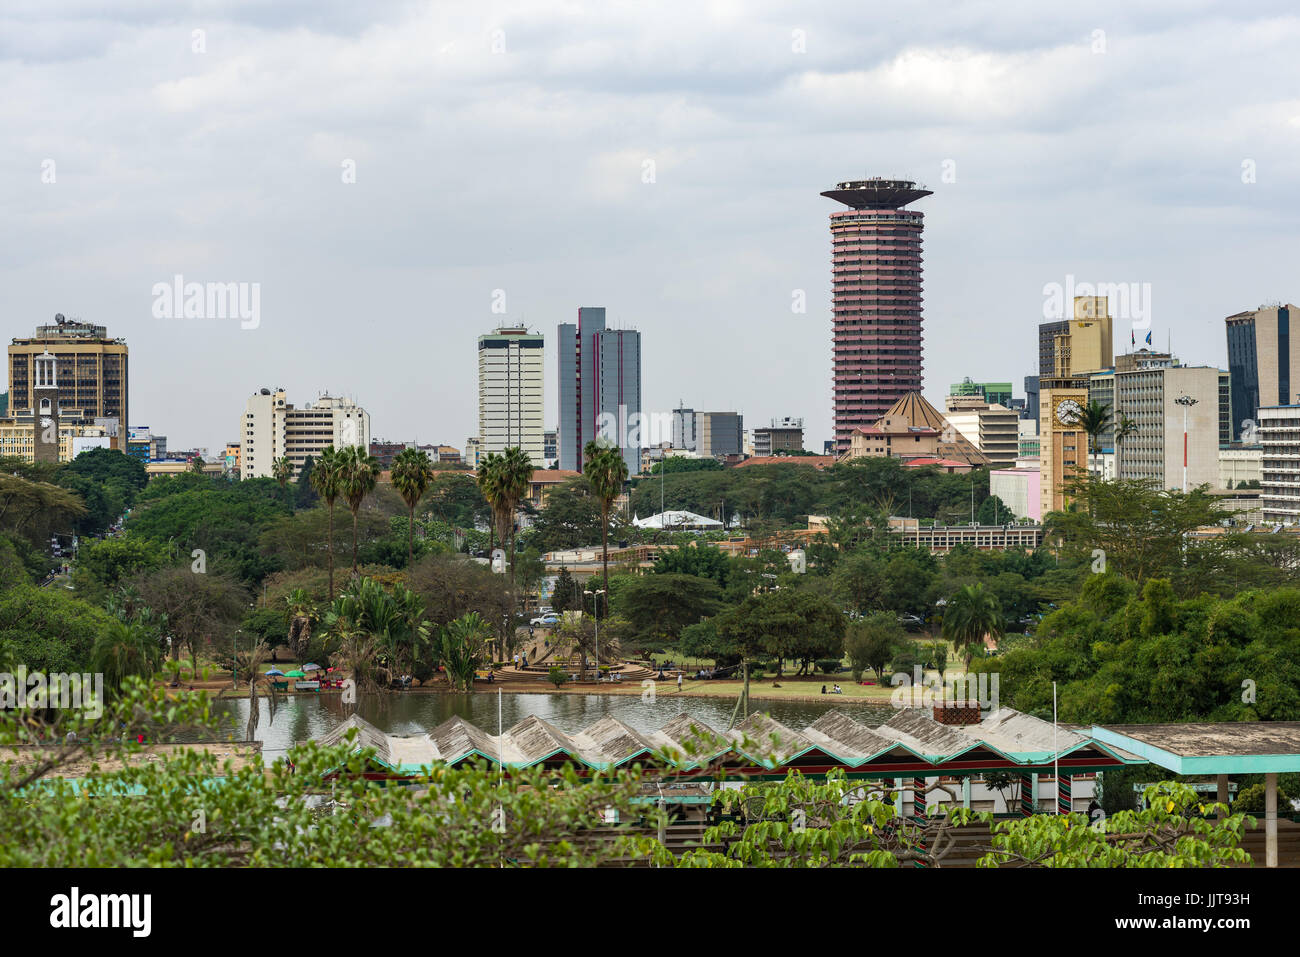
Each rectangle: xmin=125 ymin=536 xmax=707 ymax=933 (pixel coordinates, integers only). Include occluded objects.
xmin=478 ymin=325 xmax=545 ymax=467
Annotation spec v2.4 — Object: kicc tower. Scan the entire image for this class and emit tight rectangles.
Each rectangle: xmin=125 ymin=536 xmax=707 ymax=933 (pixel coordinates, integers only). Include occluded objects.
xmin=821 ymin=178 xmax=931 ymax=453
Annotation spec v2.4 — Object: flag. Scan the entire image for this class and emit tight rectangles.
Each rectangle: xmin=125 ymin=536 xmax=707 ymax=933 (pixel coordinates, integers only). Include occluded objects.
xmin=1145 ymin=331 xmax=1152 ymax=345
xmin=1131 ymin=331 xmax=1135 ymax=346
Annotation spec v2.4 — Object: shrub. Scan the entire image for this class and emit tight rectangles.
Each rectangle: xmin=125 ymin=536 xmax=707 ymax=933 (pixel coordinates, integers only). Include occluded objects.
xmin=815 ymin=659 xmax=841 ymax=675
xmin=890 ymin=647 xmax=919 ymax=677
xmin=547 ymin=665 xmax=567 ymax=688
xmin=1233 ymin=782 xmax=1292 ymax=815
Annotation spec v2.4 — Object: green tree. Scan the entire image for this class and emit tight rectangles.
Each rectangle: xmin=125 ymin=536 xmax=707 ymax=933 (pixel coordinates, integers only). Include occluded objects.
xmin=338 ymin=445 xmax=381 ymax=576
xmin=391 ymin=448 xmax=435 ymax=571
xmin=440 ymin=611 xmax=491 ymax=692
xmin=550 ymin=567 xmax=578 ymax=614
xmin=845 ymin=612 xmax=904 ymax=681
xmin=309 ymin=446 xmax=344 ymax=600
xmin=943 ymin=583 xmax=1002 ymax=671
xmin=497 ymin=447 xmax=535 ymax=585
xmin=1076 ymin=400 xmax=1112 ymax=480
xmin=91 ymin=619 xmax=163 ymax=695
xmin=272 ymin=456 xmax=294 ymax=490
xmin=617 ymin=573 xmax=723 ymax=651
xmin=584 ymin=442 xmax=629 ymax=616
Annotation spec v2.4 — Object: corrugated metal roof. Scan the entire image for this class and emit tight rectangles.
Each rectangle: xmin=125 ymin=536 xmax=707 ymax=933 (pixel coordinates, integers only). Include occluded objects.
xmin=313 ymin=707 xmax=1145 ymax=775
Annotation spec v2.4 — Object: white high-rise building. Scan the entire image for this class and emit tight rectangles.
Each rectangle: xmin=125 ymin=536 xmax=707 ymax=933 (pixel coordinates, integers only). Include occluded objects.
xmin=478 ymin=326 xmax=545 ymax=467
xmin=241 ymin=388 xmax=370 ymax=480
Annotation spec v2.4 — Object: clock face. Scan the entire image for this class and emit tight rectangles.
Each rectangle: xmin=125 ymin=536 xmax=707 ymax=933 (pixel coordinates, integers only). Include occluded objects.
xmin=1055 ymin=399 xmax=1083 ymax=425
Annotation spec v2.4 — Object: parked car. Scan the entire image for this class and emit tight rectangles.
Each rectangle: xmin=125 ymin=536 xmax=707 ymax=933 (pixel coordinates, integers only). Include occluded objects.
xmin=530 ymin=614 xmax=559 ymax=627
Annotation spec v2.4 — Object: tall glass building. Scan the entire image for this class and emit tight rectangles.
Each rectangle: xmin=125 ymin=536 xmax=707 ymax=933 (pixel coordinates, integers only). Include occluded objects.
xmin=556 ymin=307 xmax=641 ymax=476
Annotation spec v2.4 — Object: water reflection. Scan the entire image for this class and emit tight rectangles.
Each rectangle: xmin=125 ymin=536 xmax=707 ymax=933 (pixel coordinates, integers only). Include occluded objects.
xmin=210 ymin=693 xmax=896 ymax=758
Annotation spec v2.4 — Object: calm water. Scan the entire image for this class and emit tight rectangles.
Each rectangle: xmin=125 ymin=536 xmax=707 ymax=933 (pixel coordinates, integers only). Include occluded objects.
xmin=209 ymin=693 xmax=895 ymax=758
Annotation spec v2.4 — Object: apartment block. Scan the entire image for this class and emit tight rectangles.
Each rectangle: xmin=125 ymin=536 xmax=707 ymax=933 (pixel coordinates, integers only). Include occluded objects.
xmin=1259 ymin=405 xmax=1300 ymax=523
xmin=241 ymin=388 xmax=370 ymax=480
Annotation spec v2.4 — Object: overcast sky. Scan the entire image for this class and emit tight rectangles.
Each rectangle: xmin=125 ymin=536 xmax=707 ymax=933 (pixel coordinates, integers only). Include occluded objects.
xmin=3 ymin=1 xmax=1298 ymax=454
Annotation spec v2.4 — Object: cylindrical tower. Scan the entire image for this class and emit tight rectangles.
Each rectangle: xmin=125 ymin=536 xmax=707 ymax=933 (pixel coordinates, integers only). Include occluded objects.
xmin=821 ymin=178 xmax=931 ymax=453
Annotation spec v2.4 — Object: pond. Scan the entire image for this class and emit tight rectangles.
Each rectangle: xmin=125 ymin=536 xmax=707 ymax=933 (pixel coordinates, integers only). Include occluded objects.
xmin=209 ymin=692 xmax=897 ymax=759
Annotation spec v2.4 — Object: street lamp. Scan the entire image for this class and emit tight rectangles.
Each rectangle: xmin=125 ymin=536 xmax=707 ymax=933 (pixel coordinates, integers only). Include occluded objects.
xmin=588 ymin=589 xmax=606 ymax=678
xmin=1175 ymin=395 xmax=1198 ymax=493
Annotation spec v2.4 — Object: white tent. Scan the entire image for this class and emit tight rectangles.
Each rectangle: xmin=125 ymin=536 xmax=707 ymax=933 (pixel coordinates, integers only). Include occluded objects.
xmin=632 ymin=509 xmax=723 ymax=530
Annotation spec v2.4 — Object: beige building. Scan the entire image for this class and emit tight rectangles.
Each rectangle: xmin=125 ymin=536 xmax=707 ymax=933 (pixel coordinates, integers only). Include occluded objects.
xmin=1114 ymin=365 xmax=1222 ymax=491
xmin=9 ymin=315 xmax=128 ymax=430
xmin=943 ymin=396 xmax=1019 ymax=468
xmin=1039 ymin=296 xmax=1113 ymax=515
xmin=845 ymin=414 xmax=940 ymax=460
xmin=1220 ymin=446 xmax=1262 ymax=489
xmin=240 ymin=388 xmax=370 ymax=480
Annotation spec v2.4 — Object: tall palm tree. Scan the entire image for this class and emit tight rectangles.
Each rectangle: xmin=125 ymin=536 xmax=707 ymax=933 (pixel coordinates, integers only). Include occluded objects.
xmin=1077 ymin=400 xmax=1113 ymax=479
xmin=391 ymin=448 xmax=435 ymax=571
xmin=272 ymin=456 xmax=294 ymax=489
xmin=338 ymin=444 xmax=380 ymax=575
xmin=497 ymin=446 xmax=535 ymax=585
xmin=476 ymin=451 xmax=506 ymax=562
xmin=1114 ymin=413 xmax=1137 ymax=480
xmin=942 ymin=583 xmax=1003 ymax=671
xmin=310 ymin=445 xmax=344 ymax=600
xmin=583 ymin=441 xmax=629 ymax=619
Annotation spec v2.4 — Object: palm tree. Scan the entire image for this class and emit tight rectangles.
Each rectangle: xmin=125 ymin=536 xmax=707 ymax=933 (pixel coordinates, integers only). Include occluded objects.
xmin=91 ymin=619 xmax=163 ymax=695
xmin=476 ymin=451 xmax=506 ymax=561
xmin=583 ymin=441 xmax=629 ymax=618
xmin=391 ymin=448 xmax=435 ymax=571
xmin=1077 ymin=401 xmax=1113 ymax=480
xmin=337 ymin=444 xmax=380 ymax=575
xmin=942 ymin=583 xmax=1003 ymax=671
xmin=284 ymin=589 xmax=317 ymax=662
xmin=1114 ymin=413 xmax=1137 ymax=480
xmin=272 ymin=456 xmax=294 ymax=490
xmin=310 ymin=445 xmax=344 ymax=600
xmin=497 ymin=446 xmax=535 ymax=585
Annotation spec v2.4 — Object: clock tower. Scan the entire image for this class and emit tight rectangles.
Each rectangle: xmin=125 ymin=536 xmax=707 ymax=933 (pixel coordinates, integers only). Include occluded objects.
xmin=32 ymin=350 xmax=60 ymax=464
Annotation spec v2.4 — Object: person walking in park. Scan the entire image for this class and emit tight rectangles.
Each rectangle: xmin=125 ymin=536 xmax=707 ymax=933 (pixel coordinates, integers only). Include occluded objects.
xmin=677 ymin=672 xmax=683 ymax=693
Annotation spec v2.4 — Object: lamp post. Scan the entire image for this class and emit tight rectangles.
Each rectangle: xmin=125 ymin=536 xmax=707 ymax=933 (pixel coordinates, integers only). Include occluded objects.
xmin=1175 ymin=395 xmax=1198 ymax=493
xmin=588 ymin=589 xmax=606 ymax=678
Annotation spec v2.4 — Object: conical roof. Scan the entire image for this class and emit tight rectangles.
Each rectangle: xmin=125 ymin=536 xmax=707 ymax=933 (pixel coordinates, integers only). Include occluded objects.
xmin=882 ymin=392 xmax=989 ymax=467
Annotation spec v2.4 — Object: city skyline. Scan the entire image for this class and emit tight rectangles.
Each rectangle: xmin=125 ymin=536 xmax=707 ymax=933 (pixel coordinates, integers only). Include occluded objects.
xmin=5 ymin=3 xmax=1299 ymax=453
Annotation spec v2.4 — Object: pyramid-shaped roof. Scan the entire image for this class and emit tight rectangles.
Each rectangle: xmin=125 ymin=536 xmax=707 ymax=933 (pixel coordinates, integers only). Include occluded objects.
xmin=881 ymin=392 xmax=989 ymax=467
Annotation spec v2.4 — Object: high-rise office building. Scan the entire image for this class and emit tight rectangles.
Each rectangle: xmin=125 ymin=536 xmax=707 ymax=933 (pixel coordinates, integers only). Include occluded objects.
xmin=1114 ymin=364 xmax=1224 ymax=490
xmin=557 ymin=307 xmax=642 ymax=476
xmin=671 ymin=406 xmax=696 ymax=451
xmin=1225 ymin=304 xmax=1300 ymax=435
xmin=477 ymin=325 xmax=544 ymax=467
xmin=822 ymin=178 xmax=931 ymax=452
xmin=241 ymin=388 xmax=370 ymax=480
xmin=695 ymin=411 xmax=744 ymax=458
xmin=9 ymin=314 xmax=128 ymax=430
